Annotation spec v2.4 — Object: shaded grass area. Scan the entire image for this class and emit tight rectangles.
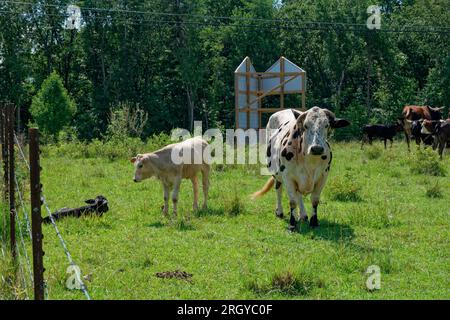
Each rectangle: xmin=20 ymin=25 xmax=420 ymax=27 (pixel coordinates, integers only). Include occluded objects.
xmin=1 ymin=141 xmax=449 ymax=299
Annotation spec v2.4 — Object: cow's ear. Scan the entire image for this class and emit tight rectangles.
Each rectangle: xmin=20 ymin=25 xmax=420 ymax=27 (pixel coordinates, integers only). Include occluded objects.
xmin=85 ymin=199 xmax=96 ymax=204
xmin=296 ymin=112 xmax=308 ymax=128
xmin=331 ymin=118 xmax=351 ymax=129
xmin=324 ymin=109 xmax=351 ymax=129
xmin=130 ymin=157 xmax=137 ymax=163
xmin=291 ymin=109 xmax=302 ymax=119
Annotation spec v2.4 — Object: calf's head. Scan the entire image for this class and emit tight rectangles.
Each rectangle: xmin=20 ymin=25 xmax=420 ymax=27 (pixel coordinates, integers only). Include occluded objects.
xmin=293 ymin=107 xmax=350 ymax=156
xmin=131 ymin=154 xmax=153 ymax=182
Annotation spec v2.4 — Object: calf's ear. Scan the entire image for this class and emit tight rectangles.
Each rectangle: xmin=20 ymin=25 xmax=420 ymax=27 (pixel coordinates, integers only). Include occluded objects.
xmin=130 ymin=157 xmax=137 ymax=163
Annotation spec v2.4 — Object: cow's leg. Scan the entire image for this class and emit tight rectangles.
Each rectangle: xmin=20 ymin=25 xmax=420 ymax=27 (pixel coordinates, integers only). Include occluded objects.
xmin=384 ymin=139 xmax=387 ymax=149
xmin=162 ymin=183 xmax=170 ymax=217
xmin=438 ymin=141 xmax=445 ymax=160
xmin=201 ymin=165 xmax=210 ymax=210
xmin=285 ymin=179 xmax=299 ymax=231
xmin=299 ymin=195 xmax=308 ymax=222
xmin=404 ymin=131 xmax=410 ymax=151
xmin=310 ymin=176 xmax=327 ymax=228
xmin=275 ymin=179 xmax=284 ymax=218
xmin=171 ymin=177 xmax=182 ymax=218
xmin=191 ymin=175 xmax=199 ymax=212
xmin=361 ymin=135 xmax=367 ymax=149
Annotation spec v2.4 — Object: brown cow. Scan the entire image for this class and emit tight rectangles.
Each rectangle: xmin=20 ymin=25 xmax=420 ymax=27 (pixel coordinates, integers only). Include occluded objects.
xmin=400 ymin=105 xmax=444 ymax=151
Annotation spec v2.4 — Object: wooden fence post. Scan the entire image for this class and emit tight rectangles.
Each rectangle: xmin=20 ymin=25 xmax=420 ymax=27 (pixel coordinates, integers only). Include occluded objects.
xmin=29 ymin=128 xmax=45 ymax=300
xmin=2 ymin=105 xmax=8 ymax=202
xmin=7 ymin=103 xmax=15 ymax=260
xmin=0 ymin=104 xmax=6 ymax=244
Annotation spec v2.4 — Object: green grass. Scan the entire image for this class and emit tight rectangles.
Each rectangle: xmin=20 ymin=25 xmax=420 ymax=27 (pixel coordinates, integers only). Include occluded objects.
xmin=1 ymin=141 xmax=449 ymax=300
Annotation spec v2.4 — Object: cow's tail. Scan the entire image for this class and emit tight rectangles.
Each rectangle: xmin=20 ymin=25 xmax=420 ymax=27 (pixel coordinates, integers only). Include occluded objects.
xmin=251 ymin=177 xmax=275 ymax=199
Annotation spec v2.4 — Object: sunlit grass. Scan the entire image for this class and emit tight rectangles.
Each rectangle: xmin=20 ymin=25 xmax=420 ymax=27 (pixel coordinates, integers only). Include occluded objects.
xmin=1 ymin=140 xmax=449 ymax=299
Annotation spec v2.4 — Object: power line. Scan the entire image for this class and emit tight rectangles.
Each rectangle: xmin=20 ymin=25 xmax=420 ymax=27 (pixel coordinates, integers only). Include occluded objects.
xmin=1 ymin=0 xmax=449 ymax=33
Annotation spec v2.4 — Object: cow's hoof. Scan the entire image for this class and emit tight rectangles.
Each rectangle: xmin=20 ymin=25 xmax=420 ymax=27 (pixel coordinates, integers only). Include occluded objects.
xmin=275 ymin=210 xmax=284 ymax=218
xmin=288 ymin=224 xmax=297 ymax=232
xmin=300 ymin=215 xmax=308 ymax=222
xmin=309 ymin=215 xmax=319 ymax=228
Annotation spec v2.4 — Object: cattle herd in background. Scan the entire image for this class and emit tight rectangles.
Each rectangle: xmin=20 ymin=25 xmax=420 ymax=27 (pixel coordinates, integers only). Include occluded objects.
xmin=361 ymin=105 xmax=449 ymax=159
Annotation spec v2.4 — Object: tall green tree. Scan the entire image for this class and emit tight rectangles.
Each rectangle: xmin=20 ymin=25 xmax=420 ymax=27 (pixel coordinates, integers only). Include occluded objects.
xmin=30 ymin=71 xmax=77 ymax=136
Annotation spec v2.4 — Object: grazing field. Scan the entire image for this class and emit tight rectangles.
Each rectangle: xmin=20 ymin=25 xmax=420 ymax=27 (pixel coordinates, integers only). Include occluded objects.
xmin=1 ymin=140 xmax=449 ymax=300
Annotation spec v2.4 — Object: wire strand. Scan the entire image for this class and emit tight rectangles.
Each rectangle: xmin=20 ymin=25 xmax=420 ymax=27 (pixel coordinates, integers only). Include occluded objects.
xmin=13 ymin=133 xmax=91 ymax=300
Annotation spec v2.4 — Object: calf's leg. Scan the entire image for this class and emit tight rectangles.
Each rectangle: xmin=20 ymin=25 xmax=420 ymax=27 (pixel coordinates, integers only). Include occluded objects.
xmin=171 ymin=177 xmax=182 ymax=218
xmin=191 ymin=175 xmax=199 ymax=211
xmin=162 ymin=183 xmax=170 ymax=216
xmin=201 ymin=165 xmax=210 ymax=209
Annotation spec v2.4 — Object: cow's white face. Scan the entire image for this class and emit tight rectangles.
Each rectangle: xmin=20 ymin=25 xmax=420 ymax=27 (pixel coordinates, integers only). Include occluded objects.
xmin=300 ymin=108 xmax=331 ymax=156
xmin=295 ymin=107 xmax=350 ymax=156
xmin=131 ymin=155 xmax=152 ymax=182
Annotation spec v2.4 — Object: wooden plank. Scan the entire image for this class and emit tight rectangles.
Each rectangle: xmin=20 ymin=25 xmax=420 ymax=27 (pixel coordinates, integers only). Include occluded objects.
xmin=234 ymin=73 xmax=239 ymax=129
xmin=280 ymin=57 xmax=285 ymax=109
xmin=246 ymin=58 xmax=250 ymax=129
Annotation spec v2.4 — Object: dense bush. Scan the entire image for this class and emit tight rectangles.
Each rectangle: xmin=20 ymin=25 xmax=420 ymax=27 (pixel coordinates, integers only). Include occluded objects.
xmin=30 ymin=71 xmax=76 ymax=137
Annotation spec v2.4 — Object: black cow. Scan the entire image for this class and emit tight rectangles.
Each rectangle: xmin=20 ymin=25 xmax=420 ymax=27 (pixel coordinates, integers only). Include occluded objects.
xmin=410 ymin=120 xmax=433 ymax=147
xmin=361 ymin=122 xmax=404 ymax=149
xmin=42 ymin=195 xmax=109 ymax=224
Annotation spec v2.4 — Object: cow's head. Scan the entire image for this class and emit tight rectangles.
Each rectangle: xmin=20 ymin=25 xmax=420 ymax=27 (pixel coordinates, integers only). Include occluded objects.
xmin=292 ymin=107 xmax=350 ymax=156
xmin=131 ymin=154 xmax=153 ymax=182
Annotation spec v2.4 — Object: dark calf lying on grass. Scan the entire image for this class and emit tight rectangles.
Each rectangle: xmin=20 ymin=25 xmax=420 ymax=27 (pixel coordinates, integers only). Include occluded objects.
xmin=361 ymin=122 xmax=403 ymax=149
xmin=42 ymin=195 xmax=109 ymax=224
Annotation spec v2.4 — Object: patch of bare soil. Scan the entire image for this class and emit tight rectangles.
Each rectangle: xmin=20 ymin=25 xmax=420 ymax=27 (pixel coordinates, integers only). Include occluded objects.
xmin=155 ymin=270 xmax=193 ymax=281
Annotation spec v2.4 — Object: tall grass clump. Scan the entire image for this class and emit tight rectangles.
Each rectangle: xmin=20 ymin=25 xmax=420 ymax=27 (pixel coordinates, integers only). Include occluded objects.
xmin=364 ymin=145 xmax=382 ymax=160
xmin=425 ymin=181 xmax=443 ymax=198
xmin=246 ymin=270 xmax=324 ymax=297
xmin=326 ymin=173 xmax=362 ymax=202
xmin=226 ymin=193 xmax=246 ymax=216
xmin=409 ymin=148 xmax=446 ymax=177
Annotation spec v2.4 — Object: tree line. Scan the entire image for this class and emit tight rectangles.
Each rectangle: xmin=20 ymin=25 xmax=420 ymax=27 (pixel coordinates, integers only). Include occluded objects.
xmin=0 ymin=0 xmax=449 ymax=140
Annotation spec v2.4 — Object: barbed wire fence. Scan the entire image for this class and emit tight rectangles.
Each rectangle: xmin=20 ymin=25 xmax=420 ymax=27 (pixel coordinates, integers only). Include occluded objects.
xmin=0 ymin=102 xmax=91 ymax=300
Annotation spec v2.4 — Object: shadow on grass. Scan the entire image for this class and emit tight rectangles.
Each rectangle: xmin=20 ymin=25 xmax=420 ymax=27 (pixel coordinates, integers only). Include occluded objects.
xmin=194 ymin=207 xmax=225 ymax=218
xmin=145 ymin=219 xmax=196 ymax=231
xmin=296 ymin=219 xmax=355 ymax=243
xmin=145 ymin=221 xmax=165 ymax=229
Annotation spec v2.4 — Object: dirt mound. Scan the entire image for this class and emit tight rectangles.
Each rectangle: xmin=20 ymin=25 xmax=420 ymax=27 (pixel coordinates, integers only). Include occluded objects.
xmin=155 ymin=270 xmax=193 ymax=281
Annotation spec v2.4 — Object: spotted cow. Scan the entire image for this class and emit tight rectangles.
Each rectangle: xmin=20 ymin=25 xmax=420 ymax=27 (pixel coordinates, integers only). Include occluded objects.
xmin=252 ymin=107 xmax=350 ymax=231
